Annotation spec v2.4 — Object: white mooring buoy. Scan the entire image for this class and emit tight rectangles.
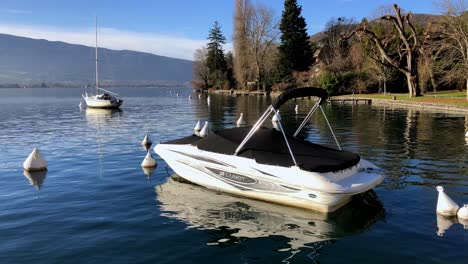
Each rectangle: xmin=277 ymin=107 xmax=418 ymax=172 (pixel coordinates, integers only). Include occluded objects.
xmin=236 ymin=113 xmax=246 ymax=127
xmin=272 ymin=110 xmax=281 ymax=122
xmin=141 ymin=152 xmax=157 ymax=168
xmin=436 ymin=186 xmax=459 ymax=216
xmin=458 ymin=205 xmax=468 ymax=229
xmin=23 ymin=148 xmax=47 ymax=171
xmin=198 ymin=94 xmax=202 ymax=99
xmin=295 ymin=105 xmax=299 ymax=114
xmin=194 ymin=120 xmax=202 ymax=133
xmin=207 ymin=96 xmax=211 ymax=103
xmin=200 ymin=121 xmax=210 ymax=137
xmin=141 ymin=134 xmax=152 ymax=147
xmin=457 ymin=204 xmax=468 ymax=220
xmin=176 ymin=93 xmax=179 ymax=97
xmin=189 ymin=95 xmax=192 ymax=100
xmin=465 ymin=131 xmax=468 ymax=137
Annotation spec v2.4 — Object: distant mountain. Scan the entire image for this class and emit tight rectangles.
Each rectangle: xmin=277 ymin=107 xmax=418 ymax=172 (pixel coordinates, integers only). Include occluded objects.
xmin=0 ymin=33 xmax=193 ymax=86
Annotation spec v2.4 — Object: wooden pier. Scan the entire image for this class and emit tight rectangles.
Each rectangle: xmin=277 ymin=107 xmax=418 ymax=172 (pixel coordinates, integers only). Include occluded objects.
xmin=212 ymin=90 xmax=269 ymax=96
xmin=327 ymin=98 xmax=372 ymax=104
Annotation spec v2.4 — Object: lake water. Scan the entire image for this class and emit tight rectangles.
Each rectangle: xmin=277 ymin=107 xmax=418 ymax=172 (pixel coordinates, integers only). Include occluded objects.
xmin=0 ymin=87 xmax=466 ymax=263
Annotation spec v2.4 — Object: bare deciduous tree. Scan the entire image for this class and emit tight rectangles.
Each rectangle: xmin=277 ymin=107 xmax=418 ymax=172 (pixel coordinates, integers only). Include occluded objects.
xmin=233 ymin=0 xmax=279 ymax=91
xmin=233 ymin=0 xmax=251 ymax=90
xmin=244 ymin=4 xmax=279 ymax=90
xmin=350 ymin=4 xmax=422 ymax=97
xmin=435 ymin=0 xmax=468 ymax=99
xmin=193 ymin=47 xmax=210 ymax=89
xmin=320 ymin=17 xmax=355 ymax=67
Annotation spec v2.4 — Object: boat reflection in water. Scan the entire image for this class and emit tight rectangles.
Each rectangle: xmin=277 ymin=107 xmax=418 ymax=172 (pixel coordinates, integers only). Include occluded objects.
xmin=23 ymin=170 xmax=47 ymax=190
xmin=156 ymin=174 xmax=385 ymax=251
xmin=85 ymin=108 xmax=122 ymax=130
xmin=141 ymin=166 xmax=156 ymax=181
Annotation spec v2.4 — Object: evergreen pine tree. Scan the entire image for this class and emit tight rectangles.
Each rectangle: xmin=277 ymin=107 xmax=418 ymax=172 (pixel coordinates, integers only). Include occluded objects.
xmin=206 ymin=21 xmax=228 ymax=88
xmin=277 ymin=0 xmax=313 ymax=81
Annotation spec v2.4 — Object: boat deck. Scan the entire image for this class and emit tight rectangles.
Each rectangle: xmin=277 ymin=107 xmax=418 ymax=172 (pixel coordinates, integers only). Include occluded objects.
xmin=163 ymin=126 xmax=360 ymax=173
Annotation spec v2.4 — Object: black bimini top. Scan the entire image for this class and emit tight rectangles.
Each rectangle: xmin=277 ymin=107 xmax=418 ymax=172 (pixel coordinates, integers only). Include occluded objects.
xmin=163 ymin=126 xmax=360 ymax=173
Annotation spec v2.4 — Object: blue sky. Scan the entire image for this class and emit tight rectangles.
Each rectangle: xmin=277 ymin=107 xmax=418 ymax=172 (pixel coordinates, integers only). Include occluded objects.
xmin=0 ymin=0 xmax=438 ymax=59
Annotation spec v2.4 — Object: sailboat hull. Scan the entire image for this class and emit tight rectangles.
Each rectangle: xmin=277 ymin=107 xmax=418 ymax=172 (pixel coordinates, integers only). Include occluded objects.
xmin=83 ymin=96 xmax=122 ymax=109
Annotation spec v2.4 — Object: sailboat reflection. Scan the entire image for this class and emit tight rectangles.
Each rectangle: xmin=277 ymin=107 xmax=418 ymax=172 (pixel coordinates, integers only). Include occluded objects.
xmin=85 ymin=108 xmax=122 ymax=129
xmin=85 ymin=108 xmax=122 ymax=178
xmin=156 ymin=175 xmax=385 ymax=250
xmin=23 ymin=170 xmax=47 ymax=190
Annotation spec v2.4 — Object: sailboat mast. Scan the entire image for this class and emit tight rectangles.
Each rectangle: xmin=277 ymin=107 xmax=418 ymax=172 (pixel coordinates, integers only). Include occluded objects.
xmin=95 ymin=16 xmax=99 ymax=94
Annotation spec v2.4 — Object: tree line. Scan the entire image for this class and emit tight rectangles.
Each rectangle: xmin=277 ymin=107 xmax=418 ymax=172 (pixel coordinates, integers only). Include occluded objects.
xmin=192 ymin=0 xmax=468 ymax=99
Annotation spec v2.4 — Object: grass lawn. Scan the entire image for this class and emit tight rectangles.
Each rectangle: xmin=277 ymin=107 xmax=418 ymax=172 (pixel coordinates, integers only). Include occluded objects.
xmin=347 ymin=90 xmax=468 ymax=107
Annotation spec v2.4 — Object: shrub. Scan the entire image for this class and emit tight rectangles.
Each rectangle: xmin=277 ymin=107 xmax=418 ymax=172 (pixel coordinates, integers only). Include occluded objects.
xmin=319 ymin=72 xmax=340 ymax=95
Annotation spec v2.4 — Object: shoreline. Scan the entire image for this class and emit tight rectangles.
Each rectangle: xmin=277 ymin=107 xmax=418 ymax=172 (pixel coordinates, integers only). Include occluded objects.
xmin=207 ymin=89 xmax=468 ymax=114
xmin=333 ymin=96 xmax=468 ymax=114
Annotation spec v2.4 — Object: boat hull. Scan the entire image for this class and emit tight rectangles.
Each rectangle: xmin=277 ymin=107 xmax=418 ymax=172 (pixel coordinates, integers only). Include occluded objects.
xmin=83 ymin=96 xmax=122 ymax=109
xmin=155 ymin=144 xmax=384 ymax=213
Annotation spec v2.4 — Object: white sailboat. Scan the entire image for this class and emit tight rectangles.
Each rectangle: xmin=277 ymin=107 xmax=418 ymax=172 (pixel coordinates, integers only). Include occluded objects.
xmin=82 ymin=17 xmax=123 ymax=109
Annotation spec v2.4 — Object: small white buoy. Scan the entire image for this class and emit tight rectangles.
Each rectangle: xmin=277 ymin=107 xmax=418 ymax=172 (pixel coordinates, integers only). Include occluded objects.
xmin=141 ymin=152 xmax=157 ymax=168
xmin=436 ymin=214 xmax=457 ymax=236
xmin=176 ymin=93 xmax=179 ymax=97
xmin=436 ymin=186 xmax=459 ymax=216
xmin=465 ymin=131 xmax=468 ymax=137
xmin=457 ymin=204 xmax=468 ymax=220
xmin=194 ymin=120 xmax=202 ymax=133
xmin=272 ymin=121 xmax=279 ymax=131
xmin=198 ymin=94 xmax=202 ymax=99
xmin=236 ymin=113 xmax=246 ymax=127
xmin=459 ymin=218 xmax=468 ymax=230
xmin=207 ymin=95 xmax=211 ymax=103
xmin=169 ymin=90 xmax=172 ymax=94
xmin=23 ymin=148 xmax=47 ymax=171
xmin=141 ymin=134 xmax=152 ymax=147
xmin=295 ymin=105 xmax=299 ymax=114
xmin=199 ymin=121 xmax=210 ymax=137
xmin=189 ymin=95 xmax=192 ymax=100
xmin=272 ymin=110 xmax=281 ymax=122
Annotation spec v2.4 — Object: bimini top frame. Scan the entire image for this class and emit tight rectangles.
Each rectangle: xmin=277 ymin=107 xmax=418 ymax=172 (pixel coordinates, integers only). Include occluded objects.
xmin=234 ymin=87 xmax=341 ymax=166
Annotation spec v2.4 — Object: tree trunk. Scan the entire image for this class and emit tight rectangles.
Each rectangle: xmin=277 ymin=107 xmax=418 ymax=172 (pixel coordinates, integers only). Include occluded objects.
xmin=406 ymin=72 xmax=414 ymax=97
xmin=383 ymin=76 xmax=387 ymax=95
xmin=378 ymin=78 xmax=382 ymax=94
xmin=466 ymin=78 xmax=468 ymax=100
xmin=255 ymin=62 xmax=261 ymax=91
xmin=429 ymin=68 xmax=437 ymax=92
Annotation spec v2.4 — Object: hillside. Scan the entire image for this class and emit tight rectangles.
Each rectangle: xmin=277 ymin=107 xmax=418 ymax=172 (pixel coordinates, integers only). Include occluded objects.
xmin=0 ymin=34 xmax=193 ymax=86
xmin=309 ymin=13 xmax=441 ymax=44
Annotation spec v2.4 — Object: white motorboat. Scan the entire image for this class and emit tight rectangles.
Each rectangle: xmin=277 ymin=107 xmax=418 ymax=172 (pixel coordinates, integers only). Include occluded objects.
xmin=154 ymin=87 xmax=385 ymax=213
xmin=82 ymin=17 xmax=123 ymax=109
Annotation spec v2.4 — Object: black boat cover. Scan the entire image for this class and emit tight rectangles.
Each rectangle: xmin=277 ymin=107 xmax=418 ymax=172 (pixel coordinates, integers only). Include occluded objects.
xmin=163 ymin=126 xmax=360 ymax=173
xmin=272 ymin=87 xmax=328 ymax=109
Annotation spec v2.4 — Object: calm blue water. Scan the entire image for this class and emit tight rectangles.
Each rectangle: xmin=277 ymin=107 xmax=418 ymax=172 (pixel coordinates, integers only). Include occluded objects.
xmin=0 ymin=87 xmax=466 ymax=263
